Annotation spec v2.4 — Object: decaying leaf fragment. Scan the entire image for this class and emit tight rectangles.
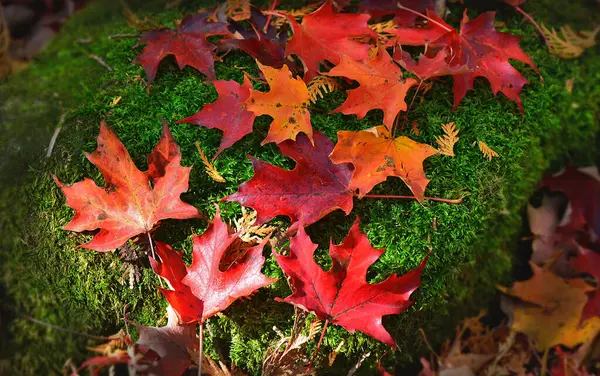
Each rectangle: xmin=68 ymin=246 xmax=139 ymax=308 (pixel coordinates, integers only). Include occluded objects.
xmin=435 ymin=122 xmax=459 ymax=157
xmin=541 ymin=24 xmax=600 ymax=59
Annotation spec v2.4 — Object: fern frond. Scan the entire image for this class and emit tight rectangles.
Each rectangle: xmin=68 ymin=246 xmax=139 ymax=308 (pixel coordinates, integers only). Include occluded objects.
xmin=307 ymin=76 xmax=338 ymax=104
xmin=226 ymin=0 xmax=251 ymax=21
xmin=541 ymin=23 xmax=599 ymax=59
xmin=478 ymin=141 xmax=499 ymax=161
xmin=195 ymin=141 xmax=226 ymax=183
xmin=273 ymin=4 xmax=320 ymax=28
xmin=435 ymin=122 xmax=459 ymax=157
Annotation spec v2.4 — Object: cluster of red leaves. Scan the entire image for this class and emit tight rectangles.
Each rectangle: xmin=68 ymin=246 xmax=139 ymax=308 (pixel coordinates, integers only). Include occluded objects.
xmin=54 ymin=0 xmax=544 ymax=374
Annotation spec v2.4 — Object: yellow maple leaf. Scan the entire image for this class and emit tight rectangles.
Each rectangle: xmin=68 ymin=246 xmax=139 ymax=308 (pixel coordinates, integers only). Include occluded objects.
xmin=195 ymin=141 xmax=225 ymax=183
xmin=435 ymin=122 xmax=459 ymax=157
xmin=541 ymin=24 xmax=600 ymax=59
xmin=499 ymin=263 xmax=600 ymax=351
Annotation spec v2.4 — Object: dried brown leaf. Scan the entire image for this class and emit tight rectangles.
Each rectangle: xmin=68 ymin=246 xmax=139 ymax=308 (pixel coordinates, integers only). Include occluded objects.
xmin=435 ymin=122 xmax=459 ymax=157
xmin=541 ymin=24 xmax=600 ymax=59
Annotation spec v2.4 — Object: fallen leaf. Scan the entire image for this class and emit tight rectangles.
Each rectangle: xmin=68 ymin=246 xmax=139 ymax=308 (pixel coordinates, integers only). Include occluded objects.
xmin=152 ymin=208 xmax=275 ymax=323
xmin=329 ymin=125 xmax=438 ymax=201
xmin=225 ymin=132 xmax=354 ymax=230
xmin=285 ymin=1 xmax=376 ymax=81
xmin=478 ymin=141 xmax=499 ymax=161
xmin=541 ymin=24 xmax=599 ymax=59
xmin=274 ymin=217 xmax=429 ymax=346
xmin=307 ymin=76 xmax=338 ymax=104
xmin=359 ymin=0 xmax=435 ymax=26
xmin=571 ymin=244 xmax=600 ymax=324
xmin=54 ymin=121 xmax=200 ymax=252
xmin=245 ymin=61 xmax=312 ymax=145
xmin=326 ymin=46 xmax=418 ymax=129
xmin=134 ymin=11 xmax=230 ymax=86
xmin=178 ymin=77 xmax=256 ymax=157
xmin=499 ymin=263 xmax=600 ymax=350
xmin=195 ymin=142 xmax=226 ymax=183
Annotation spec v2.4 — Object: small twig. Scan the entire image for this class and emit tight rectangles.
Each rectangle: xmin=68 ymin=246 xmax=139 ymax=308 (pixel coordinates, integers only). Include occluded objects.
xmin=419 ymin=328 xmax=440 ymax=360
xmin=360 ymin=193 xmax=463 ymax=204
xmin=46 ymin=112 xmax=67 ymax=158
xmin=514 ymin=6 xmax=550 ymax=49
xmin=108 ymin=33 xmax=140 ymax=40
xmin=146 ymin=232 xmax=165 ymax=288
xmin=18 ymin=313 xmax=111 ymax=340
xmin=347 ymin=352 xmax=371 ymax=376
xmin=398 ymin=79 xmax=423 ymax=136
xmin=306 ymin=319 xmax=329 ymax=374
xmin=88 ymin=54 xmax=113 ymax=71
xmin=198 ymin=323 xmax=204 ymax=376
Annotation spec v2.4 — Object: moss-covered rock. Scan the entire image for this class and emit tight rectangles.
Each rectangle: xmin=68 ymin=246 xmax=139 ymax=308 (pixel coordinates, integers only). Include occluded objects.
xmin=0 ymin=0 xmax=598 ymax=374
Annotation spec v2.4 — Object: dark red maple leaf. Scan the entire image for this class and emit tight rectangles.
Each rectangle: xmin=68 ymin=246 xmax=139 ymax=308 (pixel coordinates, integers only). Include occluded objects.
xmin=542 ymin=165 xmax=600 ymax=239
xmin=177 ymin=76 xmax=256 ymax=158
xmin=224 ymin=132 xmax=354 ymax=230
xmin=274 ymin=217 xmax=429 ymax=346
xmin=285 ymin=1 xmax=377 ymax=81
xmin=54 ymin=121 xmax=201 ymax=252
xmin=388 ymin=9 xmax=449 ymax=46
xmin=134 ymin=11 xmax=230 ymax=86
xmin=395 ymin=49 xmax=470 ymax=80
xmin=153 ymin=208 xmax=275 ymax=322
xmin=360 ymin=0 xmax=435 ymax=26
xmin=393 ymin=10 xmax=538 ymax=112
xmin=220 ymin=6 xmax=288 ymax=68
xmin=570 ymin=244 xmax=600 ymax=324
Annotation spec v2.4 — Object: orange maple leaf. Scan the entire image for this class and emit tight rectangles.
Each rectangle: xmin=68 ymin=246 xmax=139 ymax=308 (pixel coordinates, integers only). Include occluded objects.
xmin=325 ymin=46 xmax=418 ymax=130
xmin=329 ymin=126 xmax=438 ymax=201
xmin=246 ymin=61 xmax=313 ymax=145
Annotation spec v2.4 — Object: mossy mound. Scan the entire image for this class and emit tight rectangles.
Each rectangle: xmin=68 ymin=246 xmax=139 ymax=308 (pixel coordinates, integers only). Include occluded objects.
xmin=0 ymin=0 xmax=598 ymax=374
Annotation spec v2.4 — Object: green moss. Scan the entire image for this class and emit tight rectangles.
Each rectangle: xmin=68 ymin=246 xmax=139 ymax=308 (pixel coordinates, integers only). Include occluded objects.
xmin=0 ymin=0 xmax=598 ymax=374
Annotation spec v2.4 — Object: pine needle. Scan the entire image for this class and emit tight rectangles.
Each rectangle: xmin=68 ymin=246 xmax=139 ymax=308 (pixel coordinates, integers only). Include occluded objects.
xmin=435 ymin=122 xmax=459 ymax=157
xmin=541 ymin=23 xmax=600 ymax=59
xmin=478 ymin=141 xmax=499 ymax=161
xmin=226 ymin=0 xmax=251 ymax=21
xmin=195 ymin=141 xmax=226 ymax=183
xmin=307 ymin=76 xmax=338 ymax=104
xmin=273 ymin=4 xmax=320 ymax=28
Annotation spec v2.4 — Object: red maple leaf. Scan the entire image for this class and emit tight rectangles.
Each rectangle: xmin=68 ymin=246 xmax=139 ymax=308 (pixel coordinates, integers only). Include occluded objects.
xmin=388 ymin=9 xmax=449 ymax=46
xmin=360 ymin=0 xmax=434 ymax=26
xmin=274 ymin=217 xmax=429 ymax=346
xmin=134 ymin=11 xmax=230 ymax=86
xmin=285 ymin=1 xmax=377 ymax=81
xmin=542 ymin=165 xmax=600 ymax=239
xmin=326 ymin=46 xmax=418 ymax=129
xmin=224 ymin=132 xmax=354 ymax=230
xmin=177 ymin=76 xmax=256 ymax=158
xmin=395 ymin=49 xmax=470 ymax=81
xmin=152 ymin=208 xmax=275 ymax=322
xmin=54 ymin=121 xmax=201 ymax=252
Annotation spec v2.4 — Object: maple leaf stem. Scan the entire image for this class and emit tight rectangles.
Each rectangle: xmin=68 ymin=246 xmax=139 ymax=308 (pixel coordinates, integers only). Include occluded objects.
xmin=198 ymin=322 xmax=203 ymax=376
xmin=514 ymin=6 xmax=551 ymax=49
xmin=396 ymin=4 xmax=452 ymax=32
xmin=360 ymin=194 xmax=463 ymax=204
xmin=306 ymin=319 xmax=329 ymax=375
xmin=397 ymin=80 xmax=423 ymax=136
xmin=263 ymin=0 xmax=279 ymax=33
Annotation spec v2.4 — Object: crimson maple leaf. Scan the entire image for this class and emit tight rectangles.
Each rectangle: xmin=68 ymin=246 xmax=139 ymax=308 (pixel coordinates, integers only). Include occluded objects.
xmin=360 ymin=0 xmax=435 ymax=26
xmin=393 ymin=10 xmax=538 ymax=112
xmin=134 ymin=11 xmax=230 ymax=86
xmin=395 ymin=49 xmax=470 ymax=80
xmin=152 ymin=208 xmax=275 ymax=322
xmin=388 ymin=9 xmax=449 ymax=46
xmin=542 ymin=165 xmax=600 ymax=239
xmin=285 ymin=1 xmax=377 ymax=81
xmin=571 ymin=244 xmax=600 ymax=324
xmin=54 ymin=121 xmax=200 ymax=252
xmin=224 ymin=132 xmax=354 ymax=230
xmin=178 ymin=76 xmax=256 ymax=158
xmin=274 ymin=217 xmax=429 ymax=346
xmin=326 ymin=46 xmax=418 ymax=129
